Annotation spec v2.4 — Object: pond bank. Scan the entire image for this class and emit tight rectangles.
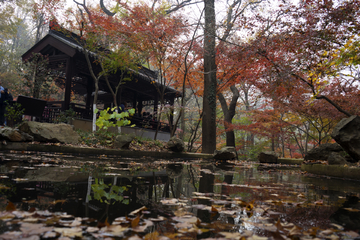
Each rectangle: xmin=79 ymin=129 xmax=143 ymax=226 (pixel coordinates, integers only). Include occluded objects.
xmin=0 ymin=142 xmax=212 ymax=159
xmin=301 ymin=163 xmax=360 ymax=181
xmin=1 ymin=142 xmax=305 ymax=164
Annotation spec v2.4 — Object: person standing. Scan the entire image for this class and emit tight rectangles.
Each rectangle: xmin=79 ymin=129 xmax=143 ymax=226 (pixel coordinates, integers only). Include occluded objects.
xmin=0 ymin=79 xmax=5 ymax=125
xmin=2 ymin=88 xmax=13 ymax=126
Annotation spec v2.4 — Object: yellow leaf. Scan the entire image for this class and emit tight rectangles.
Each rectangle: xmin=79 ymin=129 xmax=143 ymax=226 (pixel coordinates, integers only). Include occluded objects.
xmin=144 ymin=231 xmax=159 ymax=240
xmin=211 ymin=206 xmax=218 ymax=212
xmin=131 ymin=215 xmax=140 ymax=228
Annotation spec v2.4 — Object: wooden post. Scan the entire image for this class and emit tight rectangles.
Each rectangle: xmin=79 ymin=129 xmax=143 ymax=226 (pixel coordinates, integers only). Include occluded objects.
xmin=137 ymin=97 xmax=143 ymax=116
xmin=169 ymin=97 xmax=174 ymax=127
xmin=64 ymin=57 xmax=73 ymax=110
xmin=154 ymin=91 xmax=158 ymax=120
xmin=133 ymin=91 xmax=137 ymax=112
xmin=86 ymin=76 xmax=93 ymax=111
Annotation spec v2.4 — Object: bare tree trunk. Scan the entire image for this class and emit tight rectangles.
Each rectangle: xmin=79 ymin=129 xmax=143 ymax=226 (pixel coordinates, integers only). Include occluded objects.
xmin=218 ymin=85 xmax=239 ymax=147
xmin=202 ymin=0 xmax=217 ymax=153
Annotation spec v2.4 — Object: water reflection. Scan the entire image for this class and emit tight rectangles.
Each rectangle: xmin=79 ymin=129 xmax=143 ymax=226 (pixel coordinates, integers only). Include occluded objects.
xmin=0 ymin=151 xmax=360 ymax=234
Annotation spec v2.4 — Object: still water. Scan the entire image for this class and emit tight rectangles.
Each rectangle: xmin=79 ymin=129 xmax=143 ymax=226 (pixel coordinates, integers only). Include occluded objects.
xmin=0 ymin=150 xmax=359 ymax=238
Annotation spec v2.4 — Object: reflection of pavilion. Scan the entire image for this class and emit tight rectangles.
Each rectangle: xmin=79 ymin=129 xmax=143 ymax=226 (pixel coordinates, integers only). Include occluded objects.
xmin=21 ymin=24 xmax=181 ymax=140
xmin=7 ymin=166 xmax=176 ymax=222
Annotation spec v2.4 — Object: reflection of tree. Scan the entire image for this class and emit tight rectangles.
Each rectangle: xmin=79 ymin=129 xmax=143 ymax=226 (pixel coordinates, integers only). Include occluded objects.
xmin=87 ymin=178 xmax=128 ymax=205
xmin=216 ymin=162 xmax=235 ymax=224
xmin=187 ymin=165 xmax=198 ymax=192
xmin=215 ymin=162 xmax=234 ymax=199
xmin=166 ymin=164 xmax=184 ymax=198
xmin=85 ymin=176 xmax=131 ymax=223
xmin=197 ymin=164 xmax=215 ymax=224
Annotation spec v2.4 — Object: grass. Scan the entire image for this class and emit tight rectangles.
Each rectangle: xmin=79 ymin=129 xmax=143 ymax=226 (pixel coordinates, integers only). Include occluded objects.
xmin=76 ymin=129 xmax=166 ymax=151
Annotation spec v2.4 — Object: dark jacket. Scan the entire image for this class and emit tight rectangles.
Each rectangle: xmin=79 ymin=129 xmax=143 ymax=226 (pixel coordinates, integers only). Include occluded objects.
xmin=1 ymin=88 xmax=13 ymax=104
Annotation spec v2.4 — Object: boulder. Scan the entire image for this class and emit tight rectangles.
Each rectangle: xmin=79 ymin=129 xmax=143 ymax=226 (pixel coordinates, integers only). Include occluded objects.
xmin=166 ymin=137 xmax=185 ymax=152
xmin=304 ymin=143 xmax=344 ymax=161
xmin=327 ymin=152 xmax=347 ymax=165
xmin=166 ymin=164 xmax=183 ymax=178
xmin=0 ymin=126 xmax=34 ymax=142
xmin=330 ymin=196 xmax=360 ymax=230
xmin=20 ymin=131 xmax=35 ymax=142
xmin=258 ymin=151 xmax=278 ymax=163
xmin=18 ymin=121 xmax=80 ymax=144
xmin=114 ymin=134 xmax=136 ymax=149
xmin=331 ymin=115 xmax=360 ymax=162
xmin=213 ymin=146 xmax=237 ymax=160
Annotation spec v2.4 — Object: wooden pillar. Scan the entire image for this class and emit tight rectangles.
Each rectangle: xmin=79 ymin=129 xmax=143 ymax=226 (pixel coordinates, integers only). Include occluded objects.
xmin=86 ymin=76 xmax=93 ymax=111
xmin=116 ymin=86 xmax=123 ymax=108
xmin=154 ymin=90 xmax=158 ymax=119
xmin=64 ymin=57 xmax=73 ymax=110
xmin=137 ymin=97 xmax=143 ymax=116
xmin=169 ymin=97 xmax=174 ymax=126
xmin=133 ymin=91 xmax=137 ymax=112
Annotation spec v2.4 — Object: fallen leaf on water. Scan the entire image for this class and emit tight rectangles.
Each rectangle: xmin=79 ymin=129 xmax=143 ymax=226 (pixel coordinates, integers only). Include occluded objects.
xmin=248 ymin=234 xmax=269 ymax=240
xmin=175 ymin=221 xmax=193 ymax=229
xmin=5 ymin=202 xmax=16 ymax=211
xmin=13 ymin=178 xmax=28 ymax=182
xmin=42 ymin=231 xmax=59 ymax=239
xmin=319 ymin=229 xmax=334 ymax=236
xmin=105 ymin=217 xmax=110 ymax=227
xmin=86 ymin=227 xmax=99 ymax=233
xmin=343 ymin=231 xmax=360 ymax=239
xmin=288 ymin=225 xmax=303 ymax=236
xmin=330 ymin=223 xmax=343 ymax=230
xmin=172 ymin=215 xmax=198 ymax=224
xmin=52 ymin=200 xmax=67 ymax=205
xmin=160 ymin=198 xmax=178 ymax=205
xmin=0 ymin=184 xmax=10 ymax=190
xmin=149 ymin=216 xmax=166 ymax=222
xmin=133 ymin=219 xmax=154 ymax=233
xmin=100 ymin=225 xmax=128 ymax=237
xmin=211 ymin=206 xmax=218 ymax=212
xmin=23 ymin=218 xmax=39 ymax=223
xmin=20 ymin=222 xmax=53 ymax=236
xmin=219 ymin=232 xmax=242 ymax=239
xmin=131 ymin=215 xmax=140 ymax=228
xmin=144 ymin=231 xmax=159 ymax=240
xmin=130 ymin=206 xmax=147 ymax=216
xmin=70 ymin=218 xmax=82 ymax=227
xmin=0 ymin=231 xmax=22 ymax=240
xmin=54 ymin=227 xmax=83 ymax=238
xmin=343 ymin=208 xmax=360 ymax=212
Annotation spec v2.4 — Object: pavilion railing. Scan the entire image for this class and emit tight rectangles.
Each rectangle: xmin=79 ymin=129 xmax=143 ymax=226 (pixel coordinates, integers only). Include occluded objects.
xmin=41 ymin=101 xmax=171 ymax=133
xmin=41 ymin=101 xmax=64 ymax=123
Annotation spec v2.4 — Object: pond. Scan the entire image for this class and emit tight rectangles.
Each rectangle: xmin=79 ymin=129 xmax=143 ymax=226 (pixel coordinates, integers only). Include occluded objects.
xmin=0 ymin=150 xmax=359 ymax=239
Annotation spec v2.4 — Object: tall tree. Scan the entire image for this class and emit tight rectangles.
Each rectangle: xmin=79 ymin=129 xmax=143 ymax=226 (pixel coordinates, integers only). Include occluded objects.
xmin=249 ymin=0 xmax=360 ymax=117
xmin=202 ymin=0 xmax=217 ymax=153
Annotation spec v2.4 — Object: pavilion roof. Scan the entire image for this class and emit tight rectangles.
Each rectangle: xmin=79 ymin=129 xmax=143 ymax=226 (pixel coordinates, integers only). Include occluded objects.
xmin=22 ymin=27 xmax=181 ymax=103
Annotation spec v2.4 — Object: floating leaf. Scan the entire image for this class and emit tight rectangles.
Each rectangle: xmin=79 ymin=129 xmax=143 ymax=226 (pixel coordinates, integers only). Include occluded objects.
xmin=144 ymin=231 xmax=159 ymax=240
xmin=5 ymin=202 xmax=16 ymax=211
xmin=220 ymin=232 xmax=242 ymax=239
xmin=131 ymin=215 xmax=140 ymax=228
xmin=130 ymin=206 xmax=147 ymax=216
xmin=211 ymin=206 xmax=218 ymax=212
xmin=54 ymin=227 xmax=83 ymax=237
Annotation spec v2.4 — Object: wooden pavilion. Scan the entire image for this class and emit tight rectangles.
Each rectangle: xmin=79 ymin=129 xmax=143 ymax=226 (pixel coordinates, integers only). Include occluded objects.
xmin=21 ymin=26 xmax=181 ymax=139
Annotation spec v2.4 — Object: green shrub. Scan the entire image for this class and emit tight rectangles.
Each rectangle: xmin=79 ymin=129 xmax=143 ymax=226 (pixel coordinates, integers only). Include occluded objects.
xmin=54 ymin=108 xmax=77 ymax=124
xmin=5 ymin=102 xmax=24 ymax=127
xmin=95 ymin=107 xmax=135 ymax=130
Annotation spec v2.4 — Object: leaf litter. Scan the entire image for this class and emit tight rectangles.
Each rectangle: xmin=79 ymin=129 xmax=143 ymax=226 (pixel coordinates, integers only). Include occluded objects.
xmin=0 ymin=152 xmax=360 ymax=239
